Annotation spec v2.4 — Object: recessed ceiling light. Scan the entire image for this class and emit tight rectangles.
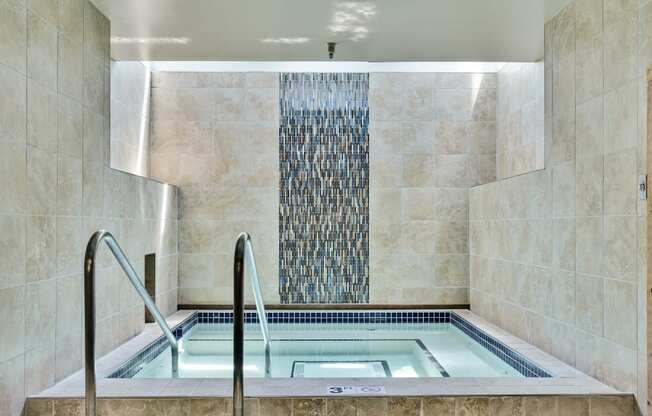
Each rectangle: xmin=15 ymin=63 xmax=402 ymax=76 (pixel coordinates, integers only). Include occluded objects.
xmin=111 ymin=37 xmax=190 ymax=45
xmin=261 ymin=37 xmax=311 ymax=45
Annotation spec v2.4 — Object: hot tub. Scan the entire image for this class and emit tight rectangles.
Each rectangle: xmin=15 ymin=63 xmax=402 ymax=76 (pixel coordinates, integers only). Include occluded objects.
xmin=109 ymin=310 xmax=550 ymax=380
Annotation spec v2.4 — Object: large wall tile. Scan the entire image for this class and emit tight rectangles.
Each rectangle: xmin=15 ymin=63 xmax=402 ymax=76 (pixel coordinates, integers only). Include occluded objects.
xmin=27 ymin=146 xmax=57 ymax=215
xmin=0 ymin=286 xmax=25 ymax=362
xmin=24 ymin=345 xmax=54 ymax=396
xmin=604 ymin=80 xmax=637 ymax=154
xmin=576 ymin=35 xmax=603 ymax=105
xmin=553 ymin=2 xmax=576 ymax=62
xmin=164 ymin=89 xmax=210 ymax=123
xmin=57 ymin=94 xmax=82 ymax=158
xmin=58 ymin=0 xmax=83 ymax=42
xmin=214 ymin=88 xmax=244 ymax=121
xmin=24 ymin=279 xmax=56 ymax=350
xmin=55 ymin=215 xmax=81 ymax=276
xmin=575 ymin=156 xmax=603 ymax=216
xmin=27 ymin=80 xmax=58 ymax=153
xmin=575 ymin=0 xmax=602 ymax=47
xmin=82 ymin=0 xmax=108 ymax=64
xmin=0 ymin=215 xmax=27 ymax=289
xmin=576 ymin=216 xmax=603 ymax=276
xmin=0 ymin=65 xmax=27 ymax=144
xmin=0 ymin=354 xmax=25 ymax=416
xmin=27 ymin=11 xmax=57 ymax=87
xmin=57 ymin=155 xmax=82 ymax=215
xmin=497 ymin=63 xmax=544 ymax=179
xmin=83 ymin=51 xmax=105 ymax=113
xmin=552 ymin=162 xmax=576 ymax=217
xmin=0 ymin=0 xmax=27 ymax=74
xmin=28 ymin=0 xmax=57 ymax=26
xmin=553 ymin=218 xmax=576 ymax=271
xmin=58 ymin=34 xmax=82 ymax=102
xmin=604 ymin=11 xmax=637 ymax=91
xmin=604 ymin=279 xmax=636 ymax=348
xmin=575 ymin=95 xmax=603 ymax=159
xmin=25 ymin=215 xmax=55 ymax=282
xmin=550 ymin=271 xmax=576 ymax=324
xmin=0 ymin=142 xmax=27 ymax=214
xmin=551 ymin=112 xmax=576 ymax=163
xmin=402 ymin=188 xmax=434 ymax=221
xmin=603 ymin=215 xmax=637 ymax=281
xmin=604 ymin=150 xmax=637 ymax=215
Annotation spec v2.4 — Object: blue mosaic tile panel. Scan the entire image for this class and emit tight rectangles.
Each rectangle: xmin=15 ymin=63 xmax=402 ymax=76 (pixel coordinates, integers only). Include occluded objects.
xmin=108 ymin=311 xmax=551 ymax=379
xmin=279 ymin=73 xmax=370 ymax=304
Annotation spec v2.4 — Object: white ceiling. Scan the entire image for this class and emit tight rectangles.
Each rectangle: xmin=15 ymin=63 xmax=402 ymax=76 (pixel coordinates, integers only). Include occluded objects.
xmin=93 ymin=0 xmax=555 ymax=63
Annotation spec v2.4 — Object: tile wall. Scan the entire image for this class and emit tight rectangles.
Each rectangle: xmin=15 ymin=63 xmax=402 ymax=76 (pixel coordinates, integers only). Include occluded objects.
xmin=0 ymin=2 xmax=179 ymax=415
xmin=151 ymin=71 xmax=497 ymax=305
xmin=23 ymin=395 xmax=638 ymax=416
xmin=369 ymin=73 xmax=497 ymax=304
xmin=496 ymin=62 xmax=545 ymax=179
xmin=470 ymin=0 xmax=650 ymax=410
xmin=110 ymin=61 xmax=151 ymax=177
xmin=149 ymin=72 xmax=280 ymax=305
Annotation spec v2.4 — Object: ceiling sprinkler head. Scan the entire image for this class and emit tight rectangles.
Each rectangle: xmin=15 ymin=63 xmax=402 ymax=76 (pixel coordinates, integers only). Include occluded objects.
xmin=328 ymin=42 xmax=336 ymax=60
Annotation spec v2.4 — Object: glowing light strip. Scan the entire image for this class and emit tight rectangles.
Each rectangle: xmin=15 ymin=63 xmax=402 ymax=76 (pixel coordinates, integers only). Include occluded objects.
xmin=112 ymin=37 xmax=190 ymax=45
xmin=144 ymin=61 xmax=509 ymax=73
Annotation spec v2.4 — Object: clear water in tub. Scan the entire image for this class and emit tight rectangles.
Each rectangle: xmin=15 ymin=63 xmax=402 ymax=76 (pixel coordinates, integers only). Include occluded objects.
xmin=133 ymin=323 xmax=522 ymax=378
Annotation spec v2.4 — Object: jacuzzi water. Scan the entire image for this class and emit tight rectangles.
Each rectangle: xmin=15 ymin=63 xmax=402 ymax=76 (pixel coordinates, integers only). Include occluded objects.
xmin=133 ymin=322 xmax=523 ymax=378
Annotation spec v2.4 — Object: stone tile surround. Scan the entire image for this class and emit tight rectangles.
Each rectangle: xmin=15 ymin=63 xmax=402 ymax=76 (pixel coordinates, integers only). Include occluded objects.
xmin=150 ymin=71 xmax=280 ymax=306
xmin=24 ymin=395 xmax=636 ymax=416
xmin=151 ymin=71 xmax=498 ymax=306
xmin=0 ymin=1 xmax=179 ymax=416
xmin=470 ymin=0 xmax=652 ymax=412
xmin=365 ymin=72 xmax=497 ymax=305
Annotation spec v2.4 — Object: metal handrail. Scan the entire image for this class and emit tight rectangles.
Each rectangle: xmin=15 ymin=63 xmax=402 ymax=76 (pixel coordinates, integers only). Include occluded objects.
xmin=233 ymin=232 xmax=272 ymax=416
xmin=83 ymin=230 xmax=179 ymax=416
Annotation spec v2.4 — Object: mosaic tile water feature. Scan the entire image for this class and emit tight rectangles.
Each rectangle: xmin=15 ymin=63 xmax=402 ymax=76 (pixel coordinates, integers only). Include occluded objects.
xmin=279 ymin=73 xmax=369 ymax=303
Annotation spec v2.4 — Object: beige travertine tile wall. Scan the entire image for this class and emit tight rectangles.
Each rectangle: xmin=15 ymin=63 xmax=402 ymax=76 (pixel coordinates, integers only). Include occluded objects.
xmin=496 ymin=62 xmax=545 ymax=179
xmin=369 ymin=73 xmax=496 ymax=304
xmin=110 ymin=61 xmax=151 ymax=177
xmin=149 ymin=72 xmax=279 ymax=305
xmin=0 ymin=2 xmax=179 ymax=415
xmin=470 ymin=0 xmax=650 ymax=410
xmin=151 ymin=71 xmax=497 ymax=305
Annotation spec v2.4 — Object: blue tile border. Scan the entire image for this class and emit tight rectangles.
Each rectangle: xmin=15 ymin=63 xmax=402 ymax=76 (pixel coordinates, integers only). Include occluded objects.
xmin=108 ymin=313 xmax=198 ymax=379
xmin=449 ymin=313 xmax=551 ymax=378
xmin=108 ymin=311 xmax=551 ymax=379
xmin=196 ymin=310 xmax=451 ymax=325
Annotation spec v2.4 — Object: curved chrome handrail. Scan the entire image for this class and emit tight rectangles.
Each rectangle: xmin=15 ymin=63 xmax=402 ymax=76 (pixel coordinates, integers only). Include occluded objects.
xmin=84 ymin=230 xmax=179 ymax=416
xmin=233 ymin=232 xmax=272 ymax=416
